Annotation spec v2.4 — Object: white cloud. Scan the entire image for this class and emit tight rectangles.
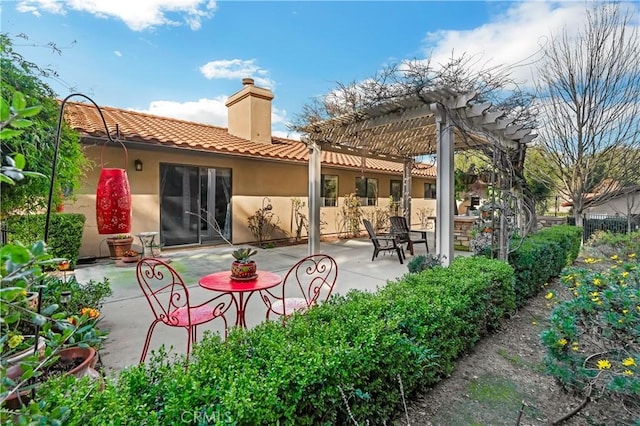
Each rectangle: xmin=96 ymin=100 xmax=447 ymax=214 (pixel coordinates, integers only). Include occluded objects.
xmin=134 ymin=96 xmax=287 ymax=129
xmin=272 ymin=129 xmax=301 ymax=141
xmin=422 ymin=1 xmax=591 ymax=86
xmin=134 ymin=97 xmax=229 ymax=126
xmin=199 ymin=59 xmax=274 ymax=89
xmin=16 ymin=0 xmax=216 ymax=31
xmin=16 ymin=0 xmax=64 ymax=16
xmin=114 ymin=50 xmax=122 ymax=57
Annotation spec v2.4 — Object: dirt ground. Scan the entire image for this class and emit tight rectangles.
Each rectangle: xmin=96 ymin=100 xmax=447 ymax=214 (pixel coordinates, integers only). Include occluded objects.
xmin=399 ymin=279 xmax=639 ymax=426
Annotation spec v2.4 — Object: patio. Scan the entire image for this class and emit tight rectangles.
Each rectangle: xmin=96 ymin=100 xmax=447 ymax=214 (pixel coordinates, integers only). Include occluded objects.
xmin=74 ymin=234 xmax=467 ymax=373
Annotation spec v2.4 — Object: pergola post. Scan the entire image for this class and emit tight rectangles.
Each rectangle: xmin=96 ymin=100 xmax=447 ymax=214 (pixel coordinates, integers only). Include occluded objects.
xmin=402 ymin=158 xmax=412 ymax=225
xmin=308 ymin=139 xmax=321 ymax=255
xmin=432 ymin=104 xmax=454 ymax=266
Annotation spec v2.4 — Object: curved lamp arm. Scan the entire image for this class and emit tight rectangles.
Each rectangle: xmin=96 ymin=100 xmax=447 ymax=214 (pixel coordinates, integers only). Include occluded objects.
xmin=44 ymin=93 xmax=117 ymax=242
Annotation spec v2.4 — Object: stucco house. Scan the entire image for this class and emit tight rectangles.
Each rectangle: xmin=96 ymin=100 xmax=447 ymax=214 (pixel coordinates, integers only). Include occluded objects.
xmin=63 ymin=79 xmax=437 ymax=258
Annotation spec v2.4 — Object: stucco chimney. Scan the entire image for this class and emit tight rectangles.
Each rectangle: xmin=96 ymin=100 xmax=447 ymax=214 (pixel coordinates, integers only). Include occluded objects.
xmin=225 ymin=78 xmax=274 ymax=143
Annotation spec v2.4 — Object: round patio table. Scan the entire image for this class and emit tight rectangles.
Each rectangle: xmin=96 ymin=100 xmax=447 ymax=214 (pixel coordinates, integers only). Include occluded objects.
xmin=198 ymin=271 xmax=281 ymax=328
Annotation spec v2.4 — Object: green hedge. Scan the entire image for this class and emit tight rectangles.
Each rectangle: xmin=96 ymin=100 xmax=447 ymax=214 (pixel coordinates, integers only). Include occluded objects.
xmin=508 ymin=224 xmax=582 ymax=306
xmin=4 ymin=213 xmax=85 ymax=267
xmin=25 ymin=227 xmax=579 ymax=425
xmin=34 ymin=257 xmax=515 ymax=425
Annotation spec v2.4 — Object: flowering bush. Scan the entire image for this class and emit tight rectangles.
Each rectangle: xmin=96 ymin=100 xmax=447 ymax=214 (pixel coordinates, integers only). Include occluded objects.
xmin=470 ymin=230 xmax=493 ymax=257
xmin=541 ymin=252 xmax=640 ymax=403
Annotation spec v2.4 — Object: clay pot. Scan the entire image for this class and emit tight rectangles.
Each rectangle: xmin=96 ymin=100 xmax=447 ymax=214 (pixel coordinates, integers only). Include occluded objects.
xmin=3 ymin=346 xmax=98 ymax=409
xmin=106 ymin=237 xmax=134 ymax=259
xmin=5 ymin=336 xmax=46 ymax=367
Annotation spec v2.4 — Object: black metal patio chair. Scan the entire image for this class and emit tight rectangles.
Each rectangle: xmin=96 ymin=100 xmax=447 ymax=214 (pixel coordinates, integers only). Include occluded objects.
xmin=362 ymin=219 xmax=405 ymax=264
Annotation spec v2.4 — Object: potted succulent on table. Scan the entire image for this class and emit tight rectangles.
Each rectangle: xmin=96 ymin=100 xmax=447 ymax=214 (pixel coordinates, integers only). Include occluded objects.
xmin=230 ymin=248 xmax=257 ymax=280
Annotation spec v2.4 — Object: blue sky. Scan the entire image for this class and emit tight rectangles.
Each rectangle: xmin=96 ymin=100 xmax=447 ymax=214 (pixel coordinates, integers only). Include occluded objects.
xmin=1 ymin=1 xmax=632 ymax=139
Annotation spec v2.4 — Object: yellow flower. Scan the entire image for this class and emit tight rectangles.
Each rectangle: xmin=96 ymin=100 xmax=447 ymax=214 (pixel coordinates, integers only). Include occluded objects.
xmin=623 ymin=309 xmax=629 ymax=314
xmin=20 ymin=289 xmax=27 ymax=297
xmin=572 ymin=343 xmax=579 ymax=351
xmin=629 ymin=253 xmax=636 ymax=258
xmin=80 ymin=307 xmax=100 ymax=319
xmin=623 ymin=370 xmax=634 ymax=376
xmin=611 ymin=255 xmax=618 ymax=260
xmin=621 ymin=271 xmax=629 ymax=278
xmin=8 ymin=335 xmax=24 ymax=349
xmin=593 ymin=278 xmax=601 ymax=286
xmin=597 ymin=359 xmax=611 ymax=369
xmin=622 ymin=357 xmax=636 ymax=367
xmin=531 ymin=321 xmax=537 ymax=325
xmin=557 ymin=338 xmax=568 ymax=346
xmin=545 ymin=292 xmax=554 ymax=300
xmin=590 ymin=291 xmax=599 ymax=297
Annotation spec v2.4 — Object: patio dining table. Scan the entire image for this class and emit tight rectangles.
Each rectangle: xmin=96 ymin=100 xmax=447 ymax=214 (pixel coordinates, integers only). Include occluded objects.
xmin=198 ymin=271 xmax=282 ymax=328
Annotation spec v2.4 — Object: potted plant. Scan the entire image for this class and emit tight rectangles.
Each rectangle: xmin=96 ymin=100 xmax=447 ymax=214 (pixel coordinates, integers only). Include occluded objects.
xmin=105 ymin=234 xmax=134 ymax=259
xmin=231 ymin=248 xmax=257 ymax=279
xmin=120 ymin=249 xmax=139 ymax=263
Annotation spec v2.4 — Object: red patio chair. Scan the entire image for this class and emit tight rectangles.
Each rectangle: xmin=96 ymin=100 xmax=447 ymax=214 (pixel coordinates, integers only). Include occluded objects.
xmin=136 ymin=258 xmax=233 ymax=363
xmin=260 ymin=254 xmax=338 ymax=320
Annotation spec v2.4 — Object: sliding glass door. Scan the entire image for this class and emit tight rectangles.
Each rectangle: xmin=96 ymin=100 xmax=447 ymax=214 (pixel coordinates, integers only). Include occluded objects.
xmin=160 ymin=164 xmax=232 ymax=247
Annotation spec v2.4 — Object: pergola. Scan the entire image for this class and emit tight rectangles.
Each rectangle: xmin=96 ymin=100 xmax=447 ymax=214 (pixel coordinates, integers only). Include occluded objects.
xmin=302 ymin=88 xmax=536 ymax=265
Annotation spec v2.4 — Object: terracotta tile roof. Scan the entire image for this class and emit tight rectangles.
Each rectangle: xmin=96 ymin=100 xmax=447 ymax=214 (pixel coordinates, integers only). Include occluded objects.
xmin=64 ymin=101 xmax=436 ymax=178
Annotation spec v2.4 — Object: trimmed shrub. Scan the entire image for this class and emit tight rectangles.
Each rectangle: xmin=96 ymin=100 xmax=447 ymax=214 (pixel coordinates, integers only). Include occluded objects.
xmin=508 ymin=224 xmax=582 ymax=305
xmin=32 ymin=256 xmax=516 ymax=425
xmin=5 ymin=213 xmax=85 ymax=267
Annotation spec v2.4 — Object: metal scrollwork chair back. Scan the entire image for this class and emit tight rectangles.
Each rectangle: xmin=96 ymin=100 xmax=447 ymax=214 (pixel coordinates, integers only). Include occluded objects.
xmin=261 ymin=254 xmax=338 ymax=320
xmin=136 ymin=258 xmax=232 ymax=363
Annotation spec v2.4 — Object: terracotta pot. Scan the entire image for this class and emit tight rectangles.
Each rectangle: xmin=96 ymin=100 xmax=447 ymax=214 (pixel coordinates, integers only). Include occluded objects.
xmin=231 ymin=261 xmax=257 ymax=279
xmin=5 ymin=336 xmax=46 ymax=367
xmin=3 ymin=346 xmax=98 ymax=409
xmin=106 ymin=237 xmax=134 ymax=259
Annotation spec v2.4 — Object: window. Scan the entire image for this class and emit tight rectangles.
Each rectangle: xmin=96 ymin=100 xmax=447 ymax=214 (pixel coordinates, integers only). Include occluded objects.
xmin=390 ymin=180 xmax=402 ymax=202
xmin=321 ymin=175 xmax=338 ymax=207
xmin=424 ymin=183 xmax=436 ymax=199
xmin=356 ymin=177 xmax=378 ymax=206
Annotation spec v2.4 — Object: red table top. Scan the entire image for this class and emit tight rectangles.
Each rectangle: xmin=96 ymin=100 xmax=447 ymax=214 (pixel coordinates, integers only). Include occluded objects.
xmin=198 ymin=270 xmax=282 ymax=292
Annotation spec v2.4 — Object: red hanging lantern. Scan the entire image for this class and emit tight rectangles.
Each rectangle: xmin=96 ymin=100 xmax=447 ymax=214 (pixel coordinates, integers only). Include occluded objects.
xmin=96 ymin=142 xmax=131 ymax=234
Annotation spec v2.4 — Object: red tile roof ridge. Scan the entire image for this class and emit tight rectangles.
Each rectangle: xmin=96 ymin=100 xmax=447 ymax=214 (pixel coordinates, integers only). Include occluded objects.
xmin=64 ymin=100 xmax=231 ymax=133
xmin=62 ymin=100 xmax=436 ymax=178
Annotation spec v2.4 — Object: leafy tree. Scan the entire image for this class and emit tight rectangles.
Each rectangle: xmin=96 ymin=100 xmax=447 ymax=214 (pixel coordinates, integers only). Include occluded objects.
xmin=0 ymin=33 xmax=89 ymax=219
xmin=533 ymin=3 xmax=640 ymax=225
xmin=524 ymin=146 xmax=557 ymax=215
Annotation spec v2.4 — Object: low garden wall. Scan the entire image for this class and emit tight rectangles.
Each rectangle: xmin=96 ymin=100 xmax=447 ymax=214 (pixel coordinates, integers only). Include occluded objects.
xmin=30 ymin=225 xmax=582 ymax=424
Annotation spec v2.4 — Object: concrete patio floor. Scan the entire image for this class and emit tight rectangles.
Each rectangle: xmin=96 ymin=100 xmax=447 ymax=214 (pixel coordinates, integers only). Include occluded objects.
xmin=74 ymin=235 xmax=463 ymax=373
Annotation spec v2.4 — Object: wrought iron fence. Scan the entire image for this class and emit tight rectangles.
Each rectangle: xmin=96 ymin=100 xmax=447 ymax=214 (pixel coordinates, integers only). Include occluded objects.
xmin=581 ymin=213 xmax=639 ymax=241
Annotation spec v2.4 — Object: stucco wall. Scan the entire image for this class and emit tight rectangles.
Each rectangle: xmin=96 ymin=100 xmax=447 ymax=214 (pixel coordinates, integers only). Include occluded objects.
xmin=68 ymin=144 xmax=435 ymax=258
xmin=584 ymin=192 xmax=640 ymax=216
